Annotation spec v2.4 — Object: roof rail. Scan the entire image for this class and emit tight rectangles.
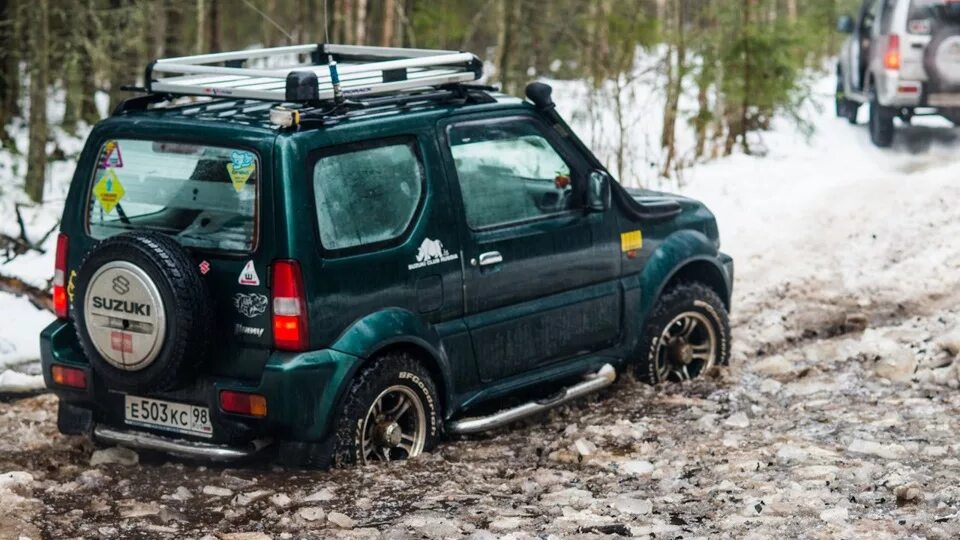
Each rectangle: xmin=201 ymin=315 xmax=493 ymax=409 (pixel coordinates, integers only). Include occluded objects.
xmin=145 ymin=43 xmax=484 ymax=104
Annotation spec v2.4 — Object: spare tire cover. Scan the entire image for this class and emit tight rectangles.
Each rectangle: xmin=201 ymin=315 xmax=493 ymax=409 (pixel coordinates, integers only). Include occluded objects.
xmin=925 ymin=25 xmax=960 ymax=92
xmin=72 ymin=231 xmax=212 ymax=393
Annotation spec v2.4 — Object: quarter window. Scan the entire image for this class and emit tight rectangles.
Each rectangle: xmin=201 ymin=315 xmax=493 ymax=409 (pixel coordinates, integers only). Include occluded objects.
xmin=312 ymin=139 xmax=424 ymax=250
xmin=449 ymin=120 xmax=575 ymax=229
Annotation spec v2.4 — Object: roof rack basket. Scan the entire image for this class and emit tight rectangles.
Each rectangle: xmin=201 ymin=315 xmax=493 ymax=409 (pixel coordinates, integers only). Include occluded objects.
xmin=146 ymin=43 xmax=484 ymax=104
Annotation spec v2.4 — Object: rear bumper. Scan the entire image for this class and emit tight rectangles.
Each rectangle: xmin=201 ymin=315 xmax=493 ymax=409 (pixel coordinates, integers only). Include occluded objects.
xmin=41 ymin=320 xmax=361 ymax=453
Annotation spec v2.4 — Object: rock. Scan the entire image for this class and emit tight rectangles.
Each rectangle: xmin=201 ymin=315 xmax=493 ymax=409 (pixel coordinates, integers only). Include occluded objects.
xmin=219 ymin=534 xmax=272 ymax=540
xmin=168 ymin=486 xmax=193 ymax=501
xmin=844 ymin=313 xmax=869 ymax=333
xmin=299 ymin=506 xmax=326 ymax=521
xmin=269 ymin=493 xmax=292 ymax=508
xmin=573 ymin=438 xmax=597 ymax=458
xmin=488 ymin=516 xmax=525 ymax=531
xmin=90 ymin=447 xmax=139 ymax=467
xmin=0 ymin=471 xmax=34 ymax=494
xmin=752 ymin=355 xmax=794 ymax=377
xmin=759 ymin=378 xmax=782 ymax=394
xmin=847 ymin=439 xmax=906 ymax=460
xmin=776 ymin=445 xmax=809 ymax=465
xmin=819 ymin=507 xmax=848 ymax=523
xmin=894 ymin=482 xmax=923 ymax=506
xmin=328 ymin=511 xmax=355 ymax=529
xmin=867 ymin=336 xmax=917 ymax=382
xmin=202 ymin=485 xmax=234 ymax=497
xmin=119 ymin=502 xmax=161 ymax=518
xmin=302 ymin=488 xmax=335 ymax=502
xmin=233 ymin=490 xmax=271 ymax=506
xmin=724 ymin=412 xmax=750 ymax=428
xmin=540 ymin=487 xmax=594 ymax=507
xmin=617 ymin=460 xmax=654 ymax=476
xmin=609 ymin=495 xmax=652 ymax=515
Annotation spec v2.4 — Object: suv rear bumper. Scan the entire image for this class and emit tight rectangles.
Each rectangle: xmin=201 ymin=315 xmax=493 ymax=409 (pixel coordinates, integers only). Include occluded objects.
xmin=42 ymin=320 xmax=362 ymax=454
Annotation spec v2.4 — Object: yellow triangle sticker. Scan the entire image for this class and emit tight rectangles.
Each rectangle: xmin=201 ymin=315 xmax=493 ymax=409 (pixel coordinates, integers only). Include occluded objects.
xmin=93 ymin=169 xmax=125 ymax=214
xmin=227 ymin=162 xmax=256 ymax=193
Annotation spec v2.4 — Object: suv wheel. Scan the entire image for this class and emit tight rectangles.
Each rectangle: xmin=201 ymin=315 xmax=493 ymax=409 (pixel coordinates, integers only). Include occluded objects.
xmin=334 ymin=354 xmax=440 ymax=466
xmin=635 ymin=283 xmax=730 ymax=385
xmin=868 ymin=88 xmax=895 ymax=148
xmin=835 ymin=73 xmax=859 ymax=124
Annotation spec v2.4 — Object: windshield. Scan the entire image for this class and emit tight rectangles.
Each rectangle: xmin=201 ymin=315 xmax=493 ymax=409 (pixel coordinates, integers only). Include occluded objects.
xmin=86 ymin=139 xmax=259 ymax=251
xmin=909 ymin=0 xmax=960 ymax=33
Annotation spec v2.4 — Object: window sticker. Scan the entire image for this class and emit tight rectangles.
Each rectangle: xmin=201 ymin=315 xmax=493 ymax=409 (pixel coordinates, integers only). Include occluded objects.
xmin=93 ymin=169 xmax=126 ymax=214
xmin=238 ymin=260 xmax=260 ymax=286
xmin=620 ymin=230 xmax=643 ymax=252
xmin=227 ymin=151 xmax=256 ymax=193
xmin=99 ymin=140 xmax=124 ymax=168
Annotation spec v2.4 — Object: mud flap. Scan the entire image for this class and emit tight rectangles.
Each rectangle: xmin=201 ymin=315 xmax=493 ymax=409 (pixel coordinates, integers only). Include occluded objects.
xmin=58 ymin=401 xmax=94 ymax=436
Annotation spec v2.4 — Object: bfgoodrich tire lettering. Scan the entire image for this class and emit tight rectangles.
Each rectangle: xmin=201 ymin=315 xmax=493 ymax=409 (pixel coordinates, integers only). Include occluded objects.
xmin=635 ymin=282 xmax=731 ymax=385
xmin=334 ymin=353 xmax=440 ymax=467
xmin=72 ymin=232 xmax=213 ymax=393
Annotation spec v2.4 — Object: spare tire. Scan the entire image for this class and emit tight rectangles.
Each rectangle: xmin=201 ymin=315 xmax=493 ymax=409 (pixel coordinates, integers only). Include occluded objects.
xmin=71 ymin=232 xmax=212 ymax=393
xmin=924 ymin=25 xmax=960 ymax=93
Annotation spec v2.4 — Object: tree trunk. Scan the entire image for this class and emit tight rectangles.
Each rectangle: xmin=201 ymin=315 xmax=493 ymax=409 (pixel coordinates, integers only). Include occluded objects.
xmin=164 ymin=0 xmax=184 ymax=57
xmin=25 ymin=0 xmax=48 ymax=203
xmin=342 ymin=0 xmax=355 ymax=43
xmin=79 ymin=0 xmax=99 ymax=124
xmin=196 ymin=0 xmax=206 ymax=54
xmin=355 ymin=0 xmax=367 ymax=44
xmin=208 ymin=0 xmax=220 ymax=51
xmin=495 ymin=0 xmax=520 ymax=95
xmin=381 ymin=0 xmax=395 ymax=47
xmin=660 ymin=0 xmax=686 ymax=177
xmin=0 ymin=0 xmax=21 ymax=140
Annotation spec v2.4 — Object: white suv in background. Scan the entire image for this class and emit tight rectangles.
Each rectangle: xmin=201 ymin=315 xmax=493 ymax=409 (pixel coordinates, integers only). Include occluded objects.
xmin=836 ymin=0 xmax=960 ymax=146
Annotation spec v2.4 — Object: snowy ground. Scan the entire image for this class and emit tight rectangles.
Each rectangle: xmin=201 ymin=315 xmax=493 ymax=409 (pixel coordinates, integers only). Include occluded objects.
xmin=2 ymin=76 xmax=960 ymax=538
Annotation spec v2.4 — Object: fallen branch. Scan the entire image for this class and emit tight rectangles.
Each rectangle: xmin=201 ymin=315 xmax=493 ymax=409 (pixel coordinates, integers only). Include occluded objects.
xmin=0 ymin=273 xmax=54 ymax=313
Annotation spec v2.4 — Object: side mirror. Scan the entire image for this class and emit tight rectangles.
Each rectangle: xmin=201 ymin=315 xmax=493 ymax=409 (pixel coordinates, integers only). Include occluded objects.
xmin=837 ymin=15 xmax=854 ymax=34
xmin=587 ymin=171 xmax=611 ymax=212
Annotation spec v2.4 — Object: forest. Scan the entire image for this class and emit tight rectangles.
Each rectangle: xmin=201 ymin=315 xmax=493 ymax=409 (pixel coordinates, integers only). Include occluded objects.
xmin=0 ymin=0 xmax=859 ymax=203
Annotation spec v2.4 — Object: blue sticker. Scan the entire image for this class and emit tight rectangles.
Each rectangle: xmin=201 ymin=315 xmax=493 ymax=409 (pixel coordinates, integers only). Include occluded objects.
xmin=231 ymin=151 xmax=254 ymax=170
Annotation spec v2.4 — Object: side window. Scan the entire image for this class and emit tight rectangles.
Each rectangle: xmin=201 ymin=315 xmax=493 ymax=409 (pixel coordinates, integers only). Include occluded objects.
xmin=448 ymin=119 xmax=575 ymax=230
xmin=312 ymin=139 xmax=424 ymax=251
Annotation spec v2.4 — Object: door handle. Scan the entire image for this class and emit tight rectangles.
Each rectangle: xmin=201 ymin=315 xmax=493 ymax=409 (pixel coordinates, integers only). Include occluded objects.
xmin=477 ymin=251 xmax=503 ymax=267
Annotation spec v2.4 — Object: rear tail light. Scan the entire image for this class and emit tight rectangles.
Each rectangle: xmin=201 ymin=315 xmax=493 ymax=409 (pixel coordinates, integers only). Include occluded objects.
xmin=219 ymin=390 xmax=267 ymax=417
xmin=271 ymin=260 xmax=308 ymax=351
xmin=51 ymin=365 xmax=87 ymax=389
xmin=53 ymin=233 xmax=69 ymax=318
xmin=884 ymin=34 xmax=901 ymax=70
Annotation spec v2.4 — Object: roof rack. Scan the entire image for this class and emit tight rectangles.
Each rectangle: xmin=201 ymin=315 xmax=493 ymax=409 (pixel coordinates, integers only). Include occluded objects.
xmin=145 ymin=43 xmax=484 ymax=104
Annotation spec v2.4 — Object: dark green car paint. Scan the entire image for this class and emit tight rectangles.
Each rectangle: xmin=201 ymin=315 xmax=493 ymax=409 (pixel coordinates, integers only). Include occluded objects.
xmin=41 ymin=94 xmax=733 ymax=449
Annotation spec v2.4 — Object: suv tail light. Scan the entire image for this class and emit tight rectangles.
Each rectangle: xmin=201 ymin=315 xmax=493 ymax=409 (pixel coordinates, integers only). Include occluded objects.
xmin=53 ymin=233 xmax=69 ymax=318
xmin=51 ymin=365 xmax=87 ymax=389
xmin=271 ymin=260 xmax=308 ymax=351
xmin=884 ymin=34 xmax=901 ymax=70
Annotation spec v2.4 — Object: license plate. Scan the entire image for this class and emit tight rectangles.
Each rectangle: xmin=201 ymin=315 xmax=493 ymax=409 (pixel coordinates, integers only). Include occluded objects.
xmin=124 ymin=395 xmax=213 ymax=438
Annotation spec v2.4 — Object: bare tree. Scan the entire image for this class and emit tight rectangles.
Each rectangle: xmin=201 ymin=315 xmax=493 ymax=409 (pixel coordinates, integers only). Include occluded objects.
xmin=381 ymin=0 xmax=396 ymax=47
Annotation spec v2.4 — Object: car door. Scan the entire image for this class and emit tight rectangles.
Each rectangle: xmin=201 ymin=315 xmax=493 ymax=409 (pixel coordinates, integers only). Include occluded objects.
xmin=439 ymin=113 xmax=621 ymax=382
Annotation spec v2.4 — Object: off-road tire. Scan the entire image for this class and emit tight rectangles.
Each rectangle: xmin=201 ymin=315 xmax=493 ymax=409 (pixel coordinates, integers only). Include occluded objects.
xmin=333 ymin=354 xmax=441 ymax=467
xmin=869 ymin=88 xmax=895 ymax=148
xmin=72 ymin=232 xmax=213 ymax=393
xmin=635 ymin=283 xmax=731 ymax=385
xmin=836 ymin=72 xmax=859 ymax=124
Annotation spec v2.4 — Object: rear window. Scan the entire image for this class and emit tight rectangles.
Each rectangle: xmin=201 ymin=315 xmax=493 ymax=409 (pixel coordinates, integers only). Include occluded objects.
xmin=909 ymin=0 xmax=960 ymax=33
xmin=86 ymin=139 xmax=259 ymax=251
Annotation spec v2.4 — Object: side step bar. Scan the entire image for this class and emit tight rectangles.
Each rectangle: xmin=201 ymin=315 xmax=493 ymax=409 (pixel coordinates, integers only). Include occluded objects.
xmin=446 ymin=363 xmax=617 ymax=435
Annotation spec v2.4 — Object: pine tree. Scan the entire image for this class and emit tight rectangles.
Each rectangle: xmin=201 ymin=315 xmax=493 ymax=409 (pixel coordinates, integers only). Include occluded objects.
xmin=25 ymin=0 xmax=48 ymax=202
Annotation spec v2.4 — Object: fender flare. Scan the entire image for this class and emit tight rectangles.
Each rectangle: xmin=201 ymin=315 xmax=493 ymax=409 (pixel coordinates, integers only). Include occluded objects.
xmin=637 ymin=229 xmax=730 ymax=322
xmin=327 ymin=307 xmax=454 ymax=413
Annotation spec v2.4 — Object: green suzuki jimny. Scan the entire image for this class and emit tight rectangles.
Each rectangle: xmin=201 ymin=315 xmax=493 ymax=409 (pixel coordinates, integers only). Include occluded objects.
xmin=41 ymin=44 xmax=733 ymax=467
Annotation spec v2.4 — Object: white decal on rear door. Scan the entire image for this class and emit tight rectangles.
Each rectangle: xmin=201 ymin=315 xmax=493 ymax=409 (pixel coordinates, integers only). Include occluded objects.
xmin=238 ymin=260 xmax=260 ymax=286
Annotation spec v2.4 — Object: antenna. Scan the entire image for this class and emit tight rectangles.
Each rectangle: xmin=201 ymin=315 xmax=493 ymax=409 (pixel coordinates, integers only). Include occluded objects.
xmin=321 ymin=1 xmax=343 ymax=102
